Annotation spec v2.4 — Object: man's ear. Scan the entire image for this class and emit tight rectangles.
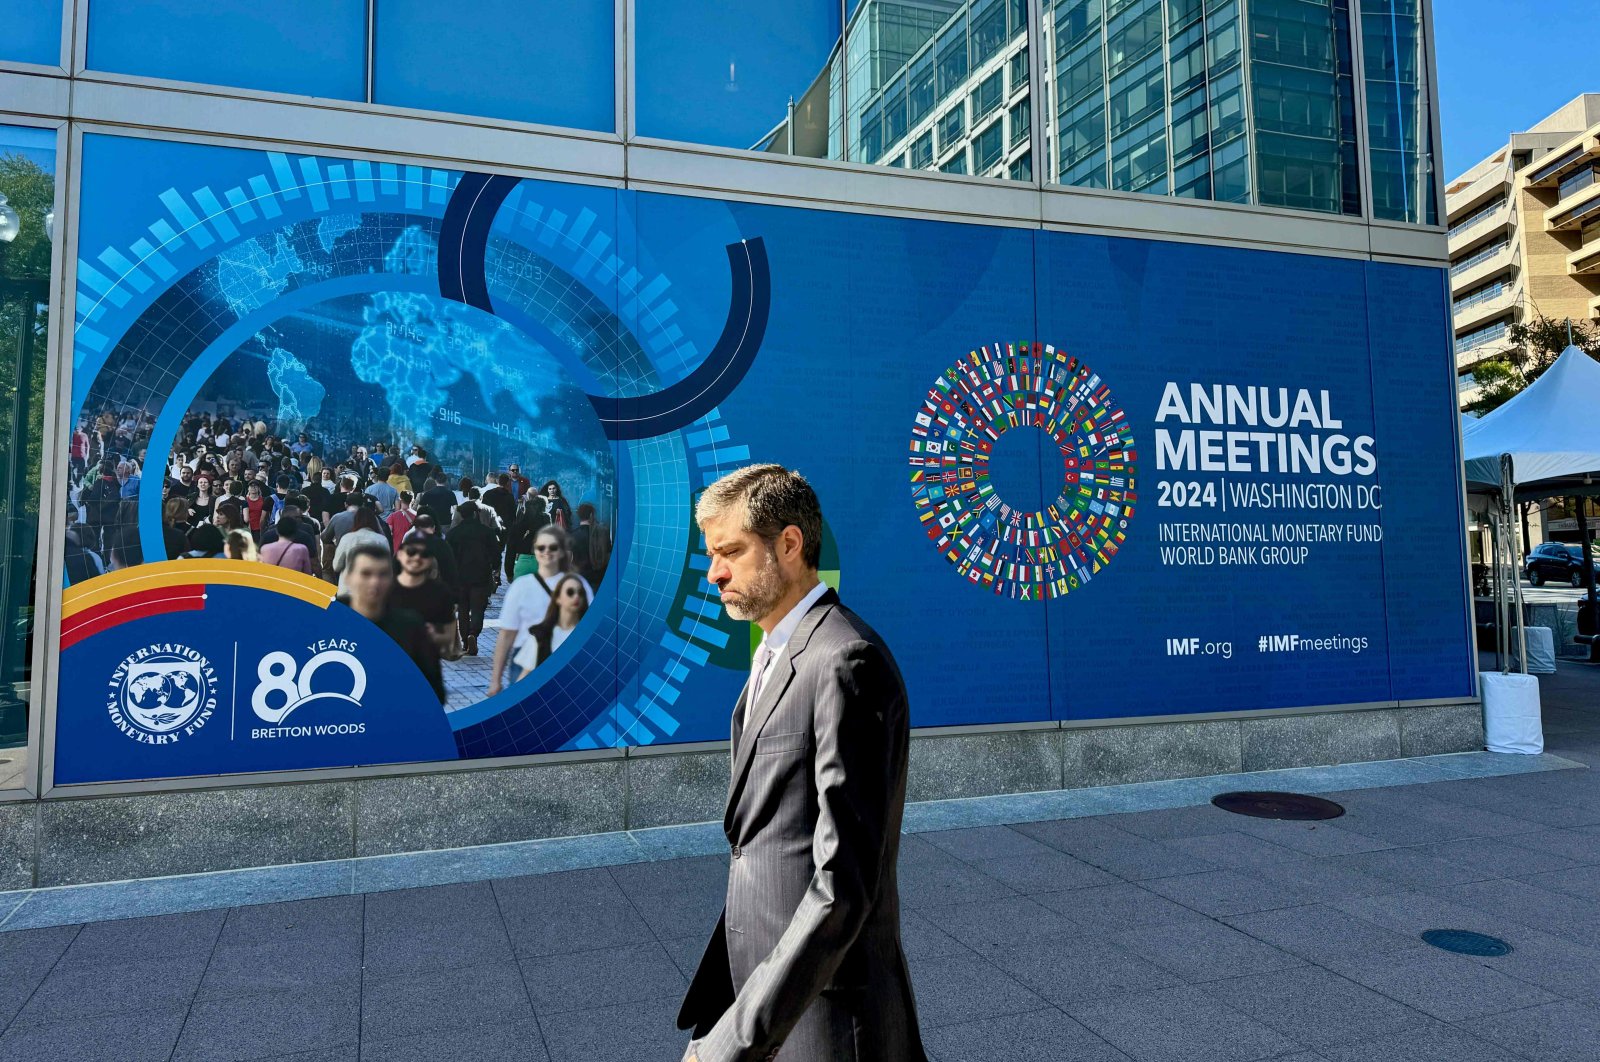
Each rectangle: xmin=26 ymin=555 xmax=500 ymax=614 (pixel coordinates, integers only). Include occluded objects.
xmin=779 ymin=524 xmax=806 ymax=567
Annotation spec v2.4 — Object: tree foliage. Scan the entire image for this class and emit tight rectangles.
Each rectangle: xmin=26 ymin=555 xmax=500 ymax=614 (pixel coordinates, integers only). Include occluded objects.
xmin=0 ymin=153 xmax=56 ymax=526
xmin=1463 ymin=313 xmax=1600 ymax=416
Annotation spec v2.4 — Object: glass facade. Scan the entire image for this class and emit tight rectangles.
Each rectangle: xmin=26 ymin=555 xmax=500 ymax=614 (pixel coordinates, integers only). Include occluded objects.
xmin=1248 ymin=0 xmax=1361 ymax=215
xmin=70 ymin=1 xmax=1441 ymax=218
xmin=638 ymin=1 xmax=841 ymax=156
xmin=843 ymin=0 xmax=1032 ymax=180
xmin=1041 ymin=0 xmax=1415 ymax=217
xmin=1360 ymin=0 xmax=1436 ymax=224
xmin=373 ymin=0 xmax=614 ymax=131
xmin=0 ymin=2 xmax=59 ymax=66
xmin=87 ymin=0 xmax=369 ymax=101
xmin=0 ymin=125 xmax=53 ymax=787
xmin=0 ymin=6 xmax=1456 ymax=821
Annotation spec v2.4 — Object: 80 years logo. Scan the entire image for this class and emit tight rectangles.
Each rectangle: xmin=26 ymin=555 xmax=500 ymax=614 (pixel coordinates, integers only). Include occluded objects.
xmin=250 ymin=639 xmax=368 ymax=739
xmin=107 ymin=644 xmax=219 ymax=744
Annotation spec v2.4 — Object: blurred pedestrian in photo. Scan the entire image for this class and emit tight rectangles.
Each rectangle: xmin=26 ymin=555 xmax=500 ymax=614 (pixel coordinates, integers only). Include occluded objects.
xmin=340 ymin=542 xmax=444 ymax=703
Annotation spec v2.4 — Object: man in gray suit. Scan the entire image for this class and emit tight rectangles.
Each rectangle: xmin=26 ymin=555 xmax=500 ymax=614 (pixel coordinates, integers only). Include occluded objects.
xmin=678 ymin=465 xmax=926 ymax=1062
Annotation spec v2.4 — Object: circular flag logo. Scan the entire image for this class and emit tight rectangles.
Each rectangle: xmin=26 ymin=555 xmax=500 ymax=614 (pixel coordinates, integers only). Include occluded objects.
xmin=908 ymin=341 xmax=1137 ymax=600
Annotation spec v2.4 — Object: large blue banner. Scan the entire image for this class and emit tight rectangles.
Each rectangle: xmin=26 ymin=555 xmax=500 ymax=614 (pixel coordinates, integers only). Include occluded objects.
xmin=56 ymin=134 xmax=1473 ymax=785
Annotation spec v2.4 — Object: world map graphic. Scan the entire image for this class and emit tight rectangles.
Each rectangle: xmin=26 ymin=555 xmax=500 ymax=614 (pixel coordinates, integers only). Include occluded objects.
xmin=195 ymin=215 xmax=613 ymax=501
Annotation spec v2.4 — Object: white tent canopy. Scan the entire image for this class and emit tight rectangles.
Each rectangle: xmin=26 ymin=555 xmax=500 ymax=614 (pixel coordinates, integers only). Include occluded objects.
xmin=1464 ymin=345 xmax=1600 ymax=495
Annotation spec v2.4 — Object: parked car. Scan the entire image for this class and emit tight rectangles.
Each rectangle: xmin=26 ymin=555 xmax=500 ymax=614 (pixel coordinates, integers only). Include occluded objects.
xmin=1525 ymin=542 xmax=1600 ymax=587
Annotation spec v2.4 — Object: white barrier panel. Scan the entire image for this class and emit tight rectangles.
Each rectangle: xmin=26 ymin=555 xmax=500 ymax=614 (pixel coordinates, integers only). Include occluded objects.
xmin=1481 ymin=671 xmax=1543 ymax=755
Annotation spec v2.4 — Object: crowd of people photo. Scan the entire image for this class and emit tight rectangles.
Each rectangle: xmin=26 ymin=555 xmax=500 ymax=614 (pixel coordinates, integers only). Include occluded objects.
xmin=65 ymin=405 xmax=613 ymax=707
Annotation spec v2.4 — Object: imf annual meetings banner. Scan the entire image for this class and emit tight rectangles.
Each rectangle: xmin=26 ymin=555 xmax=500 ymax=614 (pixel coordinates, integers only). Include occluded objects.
xmin=54 ymin=133 xmax=1473 ymax=785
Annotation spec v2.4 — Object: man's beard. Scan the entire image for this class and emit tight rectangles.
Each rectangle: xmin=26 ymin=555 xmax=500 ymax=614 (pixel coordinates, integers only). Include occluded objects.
xmin=722 ymin=548 xmax=789 ymax=623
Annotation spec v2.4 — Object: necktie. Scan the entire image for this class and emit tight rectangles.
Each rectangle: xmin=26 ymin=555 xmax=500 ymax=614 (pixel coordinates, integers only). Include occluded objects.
xmin=745 ymin=642 xmax=773 ymax=727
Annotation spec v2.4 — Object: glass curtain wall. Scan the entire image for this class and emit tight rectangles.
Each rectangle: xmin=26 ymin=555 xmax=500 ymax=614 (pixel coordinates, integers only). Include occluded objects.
xmin=0 ymin=3 xmax=59 ymax=66
xmin=0 ymin=126 xmax=54 ymax=792
xmin=1360 ymin=0 xmax=1437 ymax=224
xmin=1044 ymin=0 xmax=1249 ymax=199
xmin=843 ymin=0 xmax=1032 ymax=180
xmin=656 ymin=0 xmax=1034 ymax=178
xmin=637 ymin=1 xmax=846 ymax=159
xmin=1247 ymin=0 xmax=1362 ymax=215
xmin=1045 ymin=0 xmax=1366 ymax=215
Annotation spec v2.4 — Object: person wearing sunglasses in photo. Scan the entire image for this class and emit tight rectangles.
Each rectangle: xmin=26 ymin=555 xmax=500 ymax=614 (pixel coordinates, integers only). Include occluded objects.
xmin=487 ymin=525 xmax=592 ymax=697
xmin=511 ymin=574 xmax=589 ymax=679
xmin=392 ymin=529 xmax=463 ymax=664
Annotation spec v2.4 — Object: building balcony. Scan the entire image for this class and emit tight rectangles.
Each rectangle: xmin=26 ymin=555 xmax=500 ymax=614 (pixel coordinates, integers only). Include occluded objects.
xmin=1447 ymin=197 xmax=1515 ymax=254
xmin=1524 ymin=136 xmax=1600 ymax=189
xmin=1569 ymin=241 xmax=1600 ymax=276
xmin=1444 ymin=162 xmax=1512 ymax=223
xmin=1449 ymin=242 xmax=1518 ymax=293
xmin=1455 ymin=340 xmax=1501 ymax=376
xmin=1547 ymin=181 xmax=1600 ymax=232
xmin=1452 ymin=284 xmax=1521 ymax=334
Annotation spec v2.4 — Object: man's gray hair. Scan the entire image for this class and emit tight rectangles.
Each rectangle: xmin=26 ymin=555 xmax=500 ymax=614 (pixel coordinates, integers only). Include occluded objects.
xmin=695 ymin=464 xmax=822 ymax=570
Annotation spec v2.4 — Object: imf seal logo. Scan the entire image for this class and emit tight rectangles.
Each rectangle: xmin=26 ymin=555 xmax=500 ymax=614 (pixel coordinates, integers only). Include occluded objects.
xmin=107 ymin=644 xmax=219 ymax=744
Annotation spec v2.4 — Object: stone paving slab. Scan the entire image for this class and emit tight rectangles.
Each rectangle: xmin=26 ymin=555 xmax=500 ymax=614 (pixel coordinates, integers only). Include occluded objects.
xmin=0 ymin=660 xmax=1596 ymax=1059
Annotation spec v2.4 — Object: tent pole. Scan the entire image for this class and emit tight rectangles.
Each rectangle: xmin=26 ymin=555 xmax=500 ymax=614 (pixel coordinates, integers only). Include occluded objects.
xmin=1500 ymin=455 xmax=1527 ymax=674
xmin=1579 ymin=499 xmax=1598 ymax=661
xmin=1489 ymin=510 xmax=1506 ymax=672
xmin=1512 ymin=528 xmax=1529 ymax=675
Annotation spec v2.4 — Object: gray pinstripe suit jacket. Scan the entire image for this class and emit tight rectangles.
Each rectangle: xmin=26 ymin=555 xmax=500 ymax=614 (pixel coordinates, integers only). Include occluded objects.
xmin=676 ymin=588 xmax=927 ymax=1062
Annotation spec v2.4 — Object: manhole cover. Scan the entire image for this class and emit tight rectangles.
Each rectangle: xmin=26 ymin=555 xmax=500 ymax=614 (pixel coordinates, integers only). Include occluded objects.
xmin=1422 ymin=929 xmax=1511 ymax=957
xmin=1211 ymin=791 xmax=1345 ymax=820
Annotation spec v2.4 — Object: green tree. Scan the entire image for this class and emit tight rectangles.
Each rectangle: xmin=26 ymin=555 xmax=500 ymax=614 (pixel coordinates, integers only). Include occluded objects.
xmin=1463 ymin=313 xmax=1600 ymax=416
xmin=0 ymin=153 xmax=54 ymax=713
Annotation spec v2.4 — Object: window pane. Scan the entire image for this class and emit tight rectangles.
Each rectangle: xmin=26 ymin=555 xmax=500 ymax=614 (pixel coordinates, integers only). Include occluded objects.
xmin=939 ymin=104 xmax=967 ymax=155
xmin=87 ymin=0 xmax=366 ymax=100
xmin=1043 ymin=0 xmax=1365 ymax=212
xmin=974 ymin=120 xmax=1005 ymax=173
xmin=374 ymin=0 xmax=614 ymax=131
xmin=1360 ymin=0 xmax=1437 ymax=224
xmin=1249 ymin=0 xmax=1362 ymax=215
xmin=848 ymin=0 xmax=1030 ymax=180
xmin=0 ymin=125 xmax=54 ymax=786
xmin=1010 ymin=98 xmax=1031 ymax=148
xmin=638 ymin=1 xmax=843 ymax=158
xmin=972 ymin=69 xmax=1005 ymax=123
xmin=0 ymin=2 xmax=58 ymax=66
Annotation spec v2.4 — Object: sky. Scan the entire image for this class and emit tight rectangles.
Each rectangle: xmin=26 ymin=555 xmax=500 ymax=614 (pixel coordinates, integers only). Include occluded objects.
xmin=1434 ymin=0 xmax=1597 ymax=180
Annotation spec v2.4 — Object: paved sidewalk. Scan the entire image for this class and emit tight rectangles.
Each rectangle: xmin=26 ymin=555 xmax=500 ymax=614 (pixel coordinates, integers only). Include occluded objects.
xmin=3 ymin=663 xmax=1598 ymax=1061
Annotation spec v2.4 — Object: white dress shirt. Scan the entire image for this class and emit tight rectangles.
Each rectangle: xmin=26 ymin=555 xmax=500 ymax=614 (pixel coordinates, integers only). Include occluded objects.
xmin=744 ymin=580 xmax=830 ymax=724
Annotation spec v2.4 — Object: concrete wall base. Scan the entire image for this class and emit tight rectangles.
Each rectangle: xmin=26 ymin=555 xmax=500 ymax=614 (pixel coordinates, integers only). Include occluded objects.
xmin=0 ymin=703 xmax=1483 ymax=889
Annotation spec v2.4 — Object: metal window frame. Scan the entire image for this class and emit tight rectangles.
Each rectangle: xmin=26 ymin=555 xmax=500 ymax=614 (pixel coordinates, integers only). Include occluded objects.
xmin=0 ymin=115 xmax=71 ymax=803
xmin=1349 ymin=0 xmax=1376 ymax=222
xmin=1419 ymin=0 xmax=1447 ymax=226
xmin=365 ymin=0 xmax=377 ymax=104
